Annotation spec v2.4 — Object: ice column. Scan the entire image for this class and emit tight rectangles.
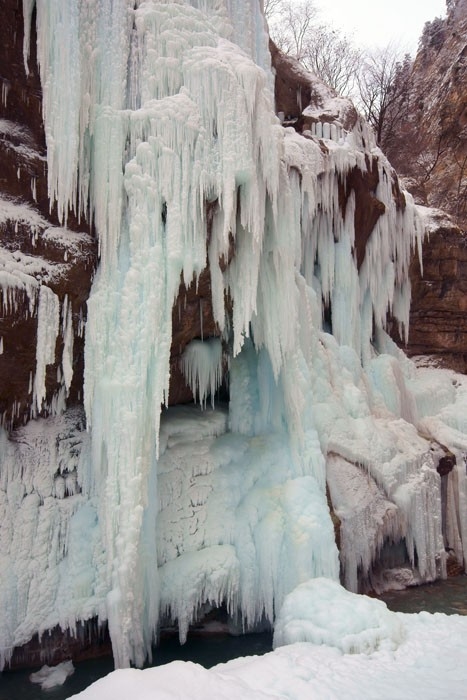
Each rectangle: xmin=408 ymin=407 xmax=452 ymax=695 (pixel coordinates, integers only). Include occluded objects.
xmin=33 ymin=285 xmax=60 ymax=412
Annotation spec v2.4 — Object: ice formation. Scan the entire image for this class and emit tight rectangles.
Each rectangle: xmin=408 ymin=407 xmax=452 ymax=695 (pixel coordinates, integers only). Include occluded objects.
xmin=29 ymin=660 xmax=75 ymax=690
xmin=180 ymin=338 xmax=224 ymax=408
xmin=273 ymin=577 xmax=404 ymax=653
xmin=0 ymin=195 xmax=92 ymax=428
xmin=1 ymin=0 xmax=467 ymax=673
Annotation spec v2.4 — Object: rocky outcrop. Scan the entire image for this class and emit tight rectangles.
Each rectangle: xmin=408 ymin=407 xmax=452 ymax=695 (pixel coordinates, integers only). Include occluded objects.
xmin=0 ymin=1 xmax=98 ymax=430
xmin=269 ymin=39 xmax=359 ymax=132
xmin=339 ymin=158 xmax=388 ymax=270
xmin=398 ymin=208 xmax=467 ymax=372
xmin=381 ymin=0 xmax=467 ymax=370
xmin=8 ymin=621 xmax=112 ymax=671
xmin=386 ymin=0 xmax=467 ymax=231
xmin=270 ymin=42 xmax=407 ymax=273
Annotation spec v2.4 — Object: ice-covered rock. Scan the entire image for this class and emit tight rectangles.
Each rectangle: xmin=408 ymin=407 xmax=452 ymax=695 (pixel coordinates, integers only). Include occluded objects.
xmin=29 ymin=659 xmax=74 ymax=689
xmin=273 ymin=578 xmax=405 ymax=653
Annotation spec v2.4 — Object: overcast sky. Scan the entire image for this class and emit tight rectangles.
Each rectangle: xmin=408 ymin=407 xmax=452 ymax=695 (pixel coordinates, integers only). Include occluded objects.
xmin=312 ymin=0 xmax=447 ymax=54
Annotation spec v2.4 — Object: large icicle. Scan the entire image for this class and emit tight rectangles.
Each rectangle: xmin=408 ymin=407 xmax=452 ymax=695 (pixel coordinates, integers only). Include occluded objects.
xmin=76 ymin=0 xmax=283 ymax=667
xmin=33 ymin=285 xmax=60 ymax=411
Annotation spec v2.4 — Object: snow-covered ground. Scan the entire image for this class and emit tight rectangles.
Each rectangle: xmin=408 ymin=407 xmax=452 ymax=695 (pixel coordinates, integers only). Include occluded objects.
xmin=69 ymin=580 xmax=467 ymax=699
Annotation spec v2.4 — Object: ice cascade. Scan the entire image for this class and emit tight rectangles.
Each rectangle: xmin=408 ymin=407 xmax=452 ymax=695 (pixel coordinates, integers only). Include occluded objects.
xmin=2 ymin=0 xmax=465 ymax=672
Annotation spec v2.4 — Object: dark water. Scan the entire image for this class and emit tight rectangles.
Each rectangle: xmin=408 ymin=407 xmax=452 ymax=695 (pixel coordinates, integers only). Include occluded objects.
xmin=377 ymin=574 xmax=467 ymax=615
xmin=2 ymin=576 xmax=467 ymax=700
xmin=0 ymin=632 xmax=273 ymax=700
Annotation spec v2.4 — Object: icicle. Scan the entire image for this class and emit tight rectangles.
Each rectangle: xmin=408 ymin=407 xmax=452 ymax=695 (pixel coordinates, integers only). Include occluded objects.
xmin=180 ymin=338 xmax=223 ymax=409
xmin=22 ymin=0 xmax=35 ymax=74
xmin=33 ymin=285 xmax=60 ymax=412
xmin=1 ymin=79 xmax=10 ymax=107
xmin=61 ymin=295 xmax=74 ymax=393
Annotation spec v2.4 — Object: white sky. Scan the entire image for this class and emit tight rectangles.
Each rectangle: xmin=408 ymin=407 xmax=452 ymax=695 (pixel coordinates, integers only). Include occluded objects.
xmin=313 ymin=0 xmax=447 ymax=55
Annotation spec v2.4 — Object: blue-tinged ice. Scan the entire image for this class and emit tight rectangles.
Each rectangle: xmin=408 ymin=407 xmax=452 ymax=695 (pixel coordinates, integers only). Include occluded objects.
xmin=5 ymin=0 xmax=467 ymax=673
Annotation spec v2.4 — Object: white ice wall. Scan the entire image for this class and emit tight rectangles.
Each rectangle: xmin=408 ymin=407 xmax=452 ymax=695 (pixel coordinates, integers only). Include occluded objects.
xmin=0 ymin=410 xmax=106 ymax=670
xmin=5 ymin=0 xmax=464 ymax=672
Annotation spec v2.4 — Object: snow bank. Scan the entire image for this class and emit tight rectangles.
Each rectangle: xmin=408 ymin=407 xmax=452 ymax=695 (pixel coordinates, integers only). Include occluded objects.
xmin=273 ymin=578 xmax=404 ymax=653
xmin=69 ymin=610 xmax=467 ymax=700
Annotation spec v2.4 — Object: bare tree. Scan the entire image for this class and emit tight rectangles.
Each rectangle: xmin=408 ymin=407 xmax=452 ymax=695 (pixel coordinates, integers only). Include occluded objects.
xmin=266 ymin=0 xmax=362 ymax=98
xmin=263 ymin=0 xmax=285 ymax=19
xmin=412 ymin=132 xmax=450 ymax=184
xmin=266 ymin=0 xmax=318 ymax=62
xmin=356 ymin=46 xmax=410 ymax=146
xmin=304 ymin=26 xmax=362 ymax=97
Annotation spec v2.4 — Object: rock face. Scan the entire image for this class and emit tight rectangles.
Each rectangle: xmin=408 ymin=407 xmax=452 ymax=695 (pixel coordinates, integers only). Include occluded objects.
xmin=401 ymin=209 xmax=467 ymax=372
xmin=386 ymin=0 xmax=467 ymax=231
xmin=0 ymin=1 xmax=97 ymax=430
xmin=381 ymin=0 xmax=467 ymax=368
xmin=169 ymin=267 xmax=221 ymax=405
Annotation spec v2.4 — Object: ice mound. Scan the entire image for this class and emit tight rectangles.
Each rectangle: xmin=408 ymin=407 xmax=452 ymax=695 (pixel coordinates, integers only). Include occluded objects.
xmin=273 ymin=578 xmax=405 ymax=653
xmin=29 ymin=659 xmax=74 ymax=690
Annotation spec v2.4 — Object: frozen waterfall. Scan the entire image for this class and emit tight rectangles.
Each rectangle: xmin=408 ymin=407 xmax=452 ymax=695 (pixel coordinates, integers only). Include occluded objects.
xmin=1 ymin=0 xmax=466 ymax=672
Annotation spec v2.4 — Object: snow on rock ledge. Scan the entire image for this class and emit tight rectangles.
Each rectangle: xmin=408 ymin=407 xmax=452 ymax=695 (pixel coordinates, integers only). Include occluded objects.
xmin=0 ymin=196 xmax=96 ymax=429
